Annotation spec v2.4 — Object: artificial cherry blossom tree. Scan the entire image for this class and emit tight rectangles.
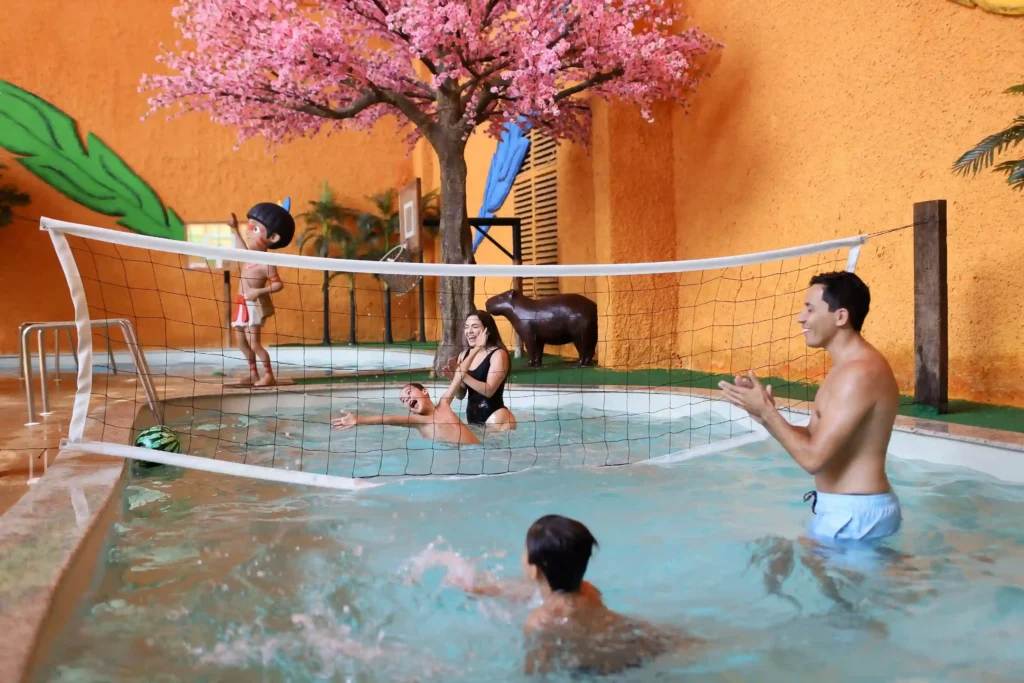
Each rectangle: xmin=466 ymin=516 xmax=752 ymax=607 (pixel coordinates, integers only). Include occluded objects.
xmin=143 ymin=0 xmax=718 ymax=373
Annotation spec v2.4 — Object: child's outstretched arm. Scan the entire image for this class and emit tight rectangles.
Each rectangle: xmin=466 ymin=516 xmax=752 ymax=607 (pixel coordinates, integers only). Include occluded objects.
xmin=331 ymin=409 xmax=422 ymax=430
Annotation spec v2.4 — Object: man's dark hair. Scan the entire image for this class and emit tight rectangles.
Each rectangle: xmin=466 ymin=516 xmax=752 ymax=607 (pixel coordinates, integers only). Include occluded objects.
xmin=526 ymin=515 xmax=598 ymax=593
xmin=809 ymin=271 xmax=871 ymax=332
xmin=406 ymin=382 xmax=426 ymax=391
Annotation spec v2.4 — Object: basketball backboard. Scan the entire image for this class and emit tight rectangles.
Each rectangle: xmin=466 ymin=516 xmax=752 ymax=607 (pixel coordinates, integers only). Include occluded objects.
xmin=398 ymin=178 xmax=422 ymax=254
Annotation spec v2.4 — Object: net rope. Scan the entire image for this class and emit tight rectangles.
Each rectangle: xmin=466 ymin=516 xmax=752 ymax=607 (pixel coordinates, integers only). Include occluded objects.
xmin=42 ymin=217 xmax=865 ymax=490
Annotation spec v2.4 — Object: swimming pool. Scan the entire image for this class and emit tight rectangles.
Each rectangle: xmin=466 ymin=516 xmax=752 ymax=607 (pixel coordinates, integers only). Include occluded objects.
xmin=2 ymin=345 xmax=434 ymax=378
xmin=29 ymin=410 xmax=1024 ymax=681
xmin=163 ymin=387 xmax=752 ymax=478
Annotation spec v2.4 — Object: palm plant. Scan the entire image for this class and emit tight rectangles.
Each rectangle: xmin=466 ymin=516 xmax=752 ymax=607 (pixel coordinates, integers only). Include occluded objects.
xmin=352 ymin=188 xmax=440 ymax=344
xmin=0 ymin=162 xmax=30 ymax=227
xmin=952 ymin=83 xmax=1024 ymax=191
xmin=296 ymin=182 xmax=360 ymax=345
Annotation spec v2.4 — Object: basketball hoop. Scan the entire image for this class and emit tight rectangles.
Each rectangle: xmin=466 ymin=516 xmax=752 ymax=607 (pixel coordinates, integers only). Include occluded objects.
xmin=379 ymin=244 xmax=421 ymax=296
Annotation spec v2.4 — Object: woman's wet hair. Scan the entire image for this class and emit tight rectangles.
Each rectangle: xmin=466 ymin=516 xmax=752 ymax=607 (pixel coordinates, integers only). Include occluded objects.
xmin=526 ymin=515 xmax=599 ymax=593
xmin=466 ymin=310 xmax=506 ymax=349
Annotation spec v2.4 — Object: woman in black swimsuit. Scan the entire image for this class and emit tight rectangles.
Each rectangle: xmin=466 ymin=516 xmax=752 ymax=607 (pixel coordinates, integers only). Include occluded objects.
xmin=450 ymin=310 xmax=517 ymax=430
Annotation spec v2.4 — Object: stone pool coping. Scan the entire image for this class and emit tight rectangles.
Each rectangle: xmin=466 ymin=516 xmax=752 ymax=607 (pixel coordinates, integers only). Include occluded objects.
xmin=3 ymin=378 xmax=1023 ymax=681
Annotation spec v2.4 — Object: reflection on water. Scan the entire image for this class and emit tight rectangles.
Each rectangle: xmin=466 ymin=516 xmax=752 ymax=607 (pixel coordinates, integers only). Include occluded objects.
xmin=32 ymin=438 xmax=1024 ymax=682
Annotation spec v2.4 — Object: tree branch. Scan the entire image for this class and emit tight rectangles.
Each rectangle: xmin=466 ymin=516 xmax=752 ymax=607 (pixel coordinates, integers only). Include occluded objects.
xmin=480 ymin=0 xmax=503 ymax=27
xmin=295 ymin=91 xmax=381 ymax=119
xmin=553 ymin=69 xmax=625 ymax=102
xmin=466 ymin=76 xmax=512 ymax=127
xmin=376 ymin=86 xmax=438 ymax=139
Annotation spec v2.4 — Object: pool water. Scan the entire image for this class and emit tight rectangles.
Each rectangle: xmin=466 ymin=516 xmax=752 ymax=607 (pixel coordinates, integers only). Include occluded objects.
xmin=174 ymin=400 xmax=749 ymax=477
xmin=32 ymin=435 xmax=1024 ymax=681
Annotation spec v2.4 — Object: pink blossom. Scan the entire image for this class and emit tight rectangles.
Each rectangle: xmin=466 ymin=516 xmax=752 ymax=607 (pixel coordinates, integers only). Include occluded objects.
xmin=141 ymin=0 xmax=720 ymax=149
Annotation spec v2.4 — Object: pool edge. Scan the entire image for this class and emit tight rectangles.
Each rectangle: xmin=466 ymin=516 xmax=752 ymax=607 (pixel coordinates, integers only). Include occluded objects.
xmin=0 ymin=450 xmax=125 ymax=683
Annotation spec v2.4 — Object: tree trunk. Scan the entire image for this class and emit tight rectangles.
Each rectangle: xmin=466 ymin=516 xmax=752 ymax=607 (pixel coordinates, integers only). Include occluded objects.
xmin=322 ymin=269 xmax=330 ymax=346
xmin=348 ymin=284 xmax=357 ymax=345
xmin=432 ymin=141 xmax=475 ymax=376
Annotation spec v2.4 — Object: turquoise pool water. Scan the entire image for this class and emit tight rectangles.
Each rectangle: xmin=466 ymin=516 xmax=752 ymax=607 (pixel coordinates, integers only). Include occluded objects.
xmin=32 ymin=430 xmax=1024 ymax=681
xmin=175 ymin=401 xmax=747 ymax=477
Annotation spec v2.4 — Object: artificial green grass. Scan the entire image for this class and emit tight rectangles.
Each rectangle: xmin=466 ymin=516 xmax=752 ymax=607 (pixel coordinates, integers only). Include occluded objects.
xmin=898 ymin=400 xmax=1024 ymax=434
xmin=292 ymin=351 xmax=1024 ymax=434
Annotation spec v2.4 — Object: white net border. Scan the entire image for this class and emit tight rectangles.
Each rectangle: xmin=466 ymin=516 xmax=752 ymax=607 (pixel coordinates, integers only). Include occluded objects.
xmin=43 ymin=216 xmax=865 ymax=491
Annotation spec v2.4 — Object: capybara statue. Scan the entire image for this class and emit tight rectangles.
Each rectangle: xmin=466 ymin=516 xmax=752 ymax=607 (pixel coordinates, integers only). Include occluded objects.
xmin=485 ymin=289 xmax=598 ymax=367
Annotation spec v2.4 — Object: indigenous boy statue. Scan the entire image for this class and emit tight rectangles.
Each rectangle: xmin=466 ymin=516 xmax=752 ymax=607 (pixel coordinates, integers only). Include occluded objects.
xmin=228 ymin=199 xmax=295 ymax=387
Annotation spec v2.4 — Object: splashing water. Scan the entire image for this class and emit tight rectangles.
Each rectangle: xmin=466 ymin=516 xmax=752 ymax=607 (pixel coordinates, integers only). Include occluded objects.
xmin=30 ymin=424 xmax=1024 ymax=681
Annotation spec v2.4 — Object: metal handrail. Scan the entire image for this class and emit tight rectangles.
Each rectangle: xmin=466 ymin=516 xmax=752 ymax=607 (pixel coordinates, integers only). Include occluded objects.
xmin=17 ymin=321 xmax=119 ymax=380
xmin=21 ymin=319 xmax=163 ymax=426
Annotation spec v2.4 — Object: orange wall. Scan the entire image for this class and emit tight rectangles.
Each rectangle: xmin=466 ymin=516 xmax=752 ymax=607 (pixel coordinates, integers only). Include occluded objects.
xmin=0 ymin=0 xmax=416 ymax=355
xmin=9 ymin=1 xmax=1022 ymax=407
xmin=665 ymin=0 xmax=1024 ymax=405
xmin=457 ymin=0 xmax=1024 ymax=405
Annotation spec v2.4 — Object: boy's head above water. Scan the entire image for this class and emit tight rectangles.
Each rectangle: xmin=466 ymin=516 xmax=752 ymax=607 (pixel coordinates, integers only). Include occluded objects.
xmin=399 ymin=383 xmax=432 ymax=414
xmin=523 ymin=515 xmax=599 ymax=593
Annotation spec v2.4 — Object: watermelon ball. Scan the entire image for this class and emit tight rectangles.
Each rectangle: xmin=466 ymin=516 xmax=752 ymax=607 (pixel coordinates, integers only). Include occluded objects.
xmin=133 ymin=425 xmax=182 ymax=468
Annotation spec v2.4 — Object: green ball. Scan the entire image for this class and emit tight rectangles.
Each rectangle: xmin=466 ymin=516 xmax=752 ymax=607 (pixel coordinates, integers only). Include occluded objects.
xmin=134 ymin=425 xmax=182 ymax=454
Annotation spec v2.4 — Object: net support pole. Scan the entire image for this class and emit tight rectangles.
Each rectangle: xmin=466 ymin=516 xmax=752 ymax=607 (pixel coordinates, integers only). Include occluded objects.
xmin=913 ymin=199 xmax=948 ymax=414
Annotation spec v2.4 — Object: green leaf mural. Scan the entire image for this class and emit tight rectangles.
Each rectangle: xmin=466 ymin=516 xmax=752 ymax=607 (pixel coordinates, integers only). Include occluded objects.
xmin=0 ymin=80 xmax=184 ymax=240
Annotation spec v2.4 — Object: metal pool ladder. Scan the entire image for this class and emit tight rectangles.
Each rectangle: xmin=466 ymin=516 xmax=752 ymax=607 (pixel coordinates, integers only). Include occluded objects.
xmin=19 ymin=319 xmax=164 ymax=426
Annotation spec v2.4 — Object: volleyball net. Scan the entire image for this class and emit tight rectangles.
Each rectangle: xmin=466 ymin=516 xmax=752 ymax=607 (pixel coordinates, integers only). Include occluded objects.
xmin=42 ymin=217 xmax=864 ymax=489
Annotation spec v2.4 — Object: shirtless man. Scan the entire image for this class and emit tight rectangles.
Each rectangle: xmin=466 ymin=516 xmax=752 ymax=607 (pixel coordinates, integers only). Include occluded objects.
xmin=228 ymin=200 xmax=295 ymax=387
xmin=718 ymin=271 xmax=902 ymax=543
xmin=331 ymin=383 xmax=480 ymax=446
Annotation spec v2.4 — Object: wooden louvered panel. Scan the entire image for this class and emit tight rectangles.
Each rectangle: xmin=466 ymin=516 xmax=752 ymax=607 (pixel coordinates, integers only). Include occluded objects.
xmin=532 ymin=133 xmax=557 ymax=167
xmin=519 ymin=140 xmax=532 ymax=173
xmin=533 ymin=168 xmax=558 ymax=265
xmin=513 ymin=131 xmax=559 ymax=298
xmin=531 ymin=165 xmax=559 ymax=297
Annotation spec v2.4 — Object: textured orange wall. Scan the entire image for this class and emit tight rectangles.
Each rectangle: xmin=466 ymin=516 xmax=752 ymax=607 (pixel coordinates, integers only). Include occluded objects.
xmin=665 ymin=0 xmax=1024 ymax=405
xmin=0 ymin=0 xmax=415 ymax=355
xmin=470 ymin=0 xmax=1024 ymax=405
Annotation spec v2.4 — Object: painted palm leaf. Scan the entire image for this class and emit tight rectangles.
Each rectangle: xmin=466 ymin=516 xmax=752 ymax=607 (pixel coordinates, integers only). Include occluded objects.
xmin=0 ymin=80 xmax=184 ymax=239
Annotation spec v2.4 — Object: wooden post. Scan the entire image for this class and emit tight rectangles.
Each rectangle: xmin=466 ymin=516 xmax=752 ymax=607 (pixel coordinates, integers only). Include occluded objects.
xmin=511 ymin=218 xmax=524 ymax=359
xmin=418 ymin=251 xmax=427 ymax=343
xmin=913 ymin=200 xmax=948 ymax=413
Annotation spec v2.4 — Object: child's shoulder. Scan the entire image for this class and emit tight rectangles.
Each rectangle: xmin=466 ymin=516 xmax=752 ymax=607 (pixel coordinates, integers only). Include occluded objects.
xmin=524 ymin=608 xmax=547 ymax=634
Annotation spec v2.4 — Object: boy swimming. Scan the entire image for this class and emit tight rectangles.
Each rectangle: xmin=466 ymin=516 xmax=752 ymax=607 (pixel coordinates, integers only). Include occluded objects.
xmin=331 ymin=383 xmax=479 ymax=446
xmin=459 ymin=515 xmax=697 ymax=676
